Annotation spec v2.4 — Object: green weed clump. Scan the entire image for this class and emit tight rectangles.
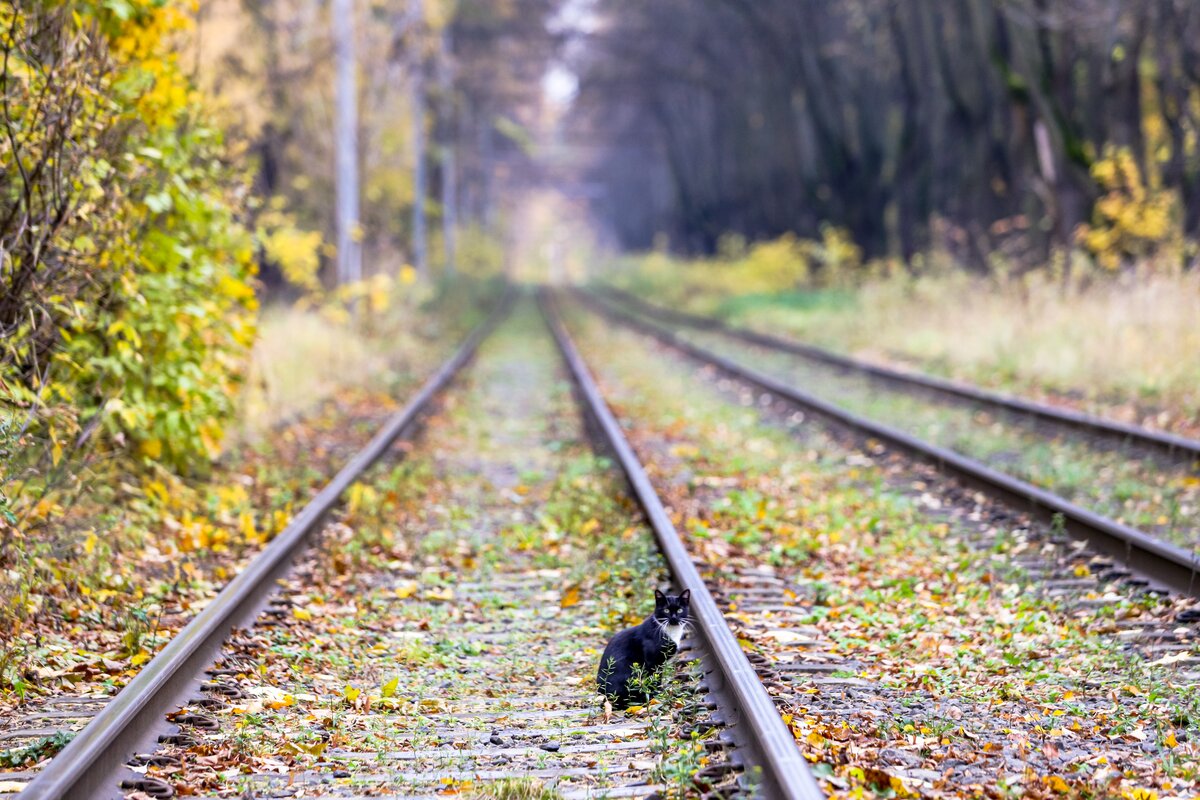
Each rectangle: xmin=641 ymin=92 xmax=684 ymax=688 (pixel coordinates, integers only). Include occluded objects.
xmin=470 ymin=778 xmax=563 ymax=800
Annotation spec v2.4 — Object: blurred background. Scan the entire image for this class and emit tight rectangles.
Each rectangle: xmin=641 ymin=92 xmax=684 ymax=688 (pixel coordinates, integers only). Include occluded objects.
xmin=2 ymin=0 xmax=1199 ymax=543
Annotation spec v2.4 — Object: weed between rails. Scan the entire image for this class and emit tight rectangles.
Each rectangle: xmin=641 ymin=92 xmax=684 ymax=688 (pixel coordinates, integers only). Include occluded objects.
xmin=567 ymin=308 xmax=1200 ymax=799
xmin=471 ymin=778 xmax=564 ymax=799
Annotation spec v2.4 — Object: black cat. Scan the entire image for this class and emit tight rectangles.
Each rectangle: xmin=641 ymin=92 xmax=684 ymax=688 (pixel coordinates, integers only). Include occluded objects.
xmin=597 ymin=589 xmax=691 ymax=708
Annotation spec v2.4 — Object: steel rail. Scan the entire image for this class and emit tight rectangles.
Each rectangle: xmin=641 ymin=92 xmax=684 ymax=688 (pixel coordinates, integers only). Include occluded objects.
xmin=576 ymin=290 xmax=1200 ymax=599
xmin=20 ymin=290 xmax=515 ymax=800
xmin=592 ymin=286 xmax=1200 ymax=460
xmin=540 ymin=290 xmax=826 ymax=800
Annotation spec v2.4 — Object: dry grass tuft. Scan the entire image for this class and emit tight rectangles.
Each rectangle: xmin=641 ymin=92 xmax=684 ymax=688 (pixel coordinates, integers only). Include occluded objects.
xmin=757 ymin=269 xmax=1200 ymax=419
xmin=235 ymin=306 xmax=388 ymax=439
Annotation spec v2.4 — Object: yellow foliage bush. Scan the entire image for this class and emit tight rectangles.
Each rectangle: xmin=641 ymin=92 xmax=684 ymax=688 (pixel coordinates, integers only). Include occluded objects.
xmin=1076 ymin=146 xmax=1178 ymax=270
xmin=257 ymin=206 xmax=324 ymax=293
xmin=609 ymin=228 xmax=861 ymax=312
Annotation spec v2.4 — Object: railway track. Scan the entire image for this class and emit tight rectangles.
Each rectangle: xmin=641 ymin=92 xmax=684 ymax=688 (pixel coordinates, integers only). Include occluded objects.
xmin=6 ymin=296 xmax=822 ymax=800
xmin=576 ymin=288 xmax=1200 ymax=598
xmin=7 ymin=294 xmax=514 ymax=800
xmin=590 ymin=287 xmax=1200 ymax=555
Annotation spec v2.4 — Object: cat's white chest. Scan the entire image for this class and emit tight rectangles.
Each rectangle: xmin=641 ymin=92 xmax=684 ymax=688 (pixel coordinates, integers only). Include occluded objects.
xmin=664 ymin=623 xmax=684 ymax=647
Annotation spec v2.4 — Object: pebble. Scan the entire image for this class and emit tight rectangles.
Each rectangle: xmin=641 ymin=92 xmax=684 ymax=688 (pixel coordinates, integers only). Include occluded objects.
xmin=878 ymin=747 xmax=921 ymax=768
xmin=539 ymin=742 xmax=561 ymax=752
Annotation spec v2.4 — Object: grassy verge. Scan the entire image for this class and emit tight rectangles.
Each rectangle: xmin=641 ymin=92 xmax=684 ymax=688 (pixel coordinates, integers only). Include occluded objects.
xmin=566 ymin=304 xmax=1200 ymax=799
xmin=601 ymin=257 xmax=1200 ymax=435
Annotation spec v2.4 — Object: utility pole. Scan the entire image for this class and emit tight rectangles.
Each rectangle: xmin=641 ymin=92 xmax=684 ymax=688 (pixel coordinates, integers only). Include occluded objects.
xmin=438 ymin=29 xmax=456 ymax=277
xmin=332 ymin=0 xmax=361 ymax=285
xmin=409 ymin=0 xmax=428 ymax=278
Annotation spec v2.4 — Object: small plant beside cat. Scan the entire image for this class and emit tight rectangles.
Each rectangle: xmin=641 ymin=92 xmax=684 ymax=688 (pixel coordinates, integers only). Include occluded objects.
xmin=597 ymin=588 xmax=692 ymax=711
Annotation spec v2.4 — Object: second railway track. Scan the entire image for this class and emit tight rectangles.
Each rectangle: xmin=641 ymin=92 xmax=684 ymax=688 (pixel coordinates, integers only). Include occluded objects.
xmin=553 ymin=294 xmax=1199 ymax=798
xmin=589 ymin=288 xmax=1200 ymax=554
xmin=592 ymin=286 xmax=1200 ymax=460
xmin=577 ymin=288 xmax=1200 ymax=597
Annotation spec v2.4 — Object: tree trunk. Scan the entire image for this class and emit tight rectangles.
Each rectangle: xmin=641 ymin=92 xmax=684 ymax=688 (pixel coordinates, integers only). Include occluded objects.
xmin=409 ymin=0 xmax=428 ymax=278
xmin=438 ymin=30 xmax=456 ymax=276
xmin=332 ymin=0 xmax=361 ymax=285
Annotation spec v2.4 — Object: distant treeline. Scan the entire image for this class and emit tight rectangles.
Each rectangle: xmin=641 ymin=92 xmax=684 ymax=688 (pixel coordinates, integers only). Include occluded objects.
xmin=569 ymin=0 xmax=1200 ymax=266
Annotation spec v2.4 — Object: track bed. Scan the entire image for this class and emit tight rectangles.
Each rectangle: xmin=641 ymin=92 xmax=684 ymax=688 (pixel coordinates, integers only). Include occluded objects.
xmin=561 ymin=302 xmax=1200 ymax=798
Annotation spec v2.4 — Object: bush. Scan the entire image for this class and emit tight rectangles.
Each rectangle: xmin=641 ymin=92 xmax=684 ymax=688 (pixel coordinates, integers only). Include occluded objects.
xmin=1 ymin=0 xmax=257 ymax=510
xmin=607 ymin=228 xmax=861 ymax=312
xmin=1076 ymin=146 xmax=1179 ymax=270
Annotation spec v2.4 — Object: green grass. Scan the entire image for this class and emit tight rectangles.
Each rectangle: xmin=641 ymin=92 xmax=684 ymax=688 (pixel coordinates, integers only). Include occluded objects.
xmin=711 ymin=287 xmax=857 ymax=320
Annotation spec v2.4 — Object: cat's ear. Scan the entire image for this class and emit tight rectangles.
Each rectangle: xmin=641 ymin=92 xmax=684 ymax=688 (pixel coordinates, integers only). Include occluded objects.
xmin=654 ymin=588 xmax=666 ymax=604
xmin=678 ymin=589 xmax=691 ymax=603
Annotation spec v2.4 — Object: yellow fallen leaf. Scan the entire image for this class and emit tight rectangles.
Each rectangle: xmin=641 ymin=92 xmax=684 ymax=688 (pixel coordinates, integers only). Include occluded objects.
xmin=580 ymin=518 xmax=600 ymax=535
xmin=1047 ymin=775 xmax=1070 ymax=793
xmin=343 ymin=686 xmax=361 ymax=703
xmin=890 ymin=775 xmax=914 ymax=797
xmin=293 ymin=607 xmax=312 ymax=621
xmin=560 ymin=586 xmax=581 ymax=608
xmin=239 ymin=512 xmax=257 ymax=542
xmin=284 ymin=740 xmax=327 ymax=757
xmin=381 ymin=676 xmax=399 ymax=698
xmin=394 ymin=581 xmax=419 ymax=599
xmin=265 ymin=694 xmax=296 ymax=710
xmin=424 ymin=587 xmax=454 ymax=601
xmin=130 ymin=650 xmax=151 ymax=666
xmin=1121 ymin=789 xmax=1158 ymax=800
xmin=1164 ymin=731 xmax=1178 ymax=748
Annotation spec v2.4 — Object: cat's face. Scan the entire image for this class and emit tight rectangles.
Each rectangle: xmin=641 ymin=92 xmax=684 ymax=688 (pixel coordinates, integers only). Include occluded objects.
xmin=653 ymin=588 xmax=691 ymax=626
